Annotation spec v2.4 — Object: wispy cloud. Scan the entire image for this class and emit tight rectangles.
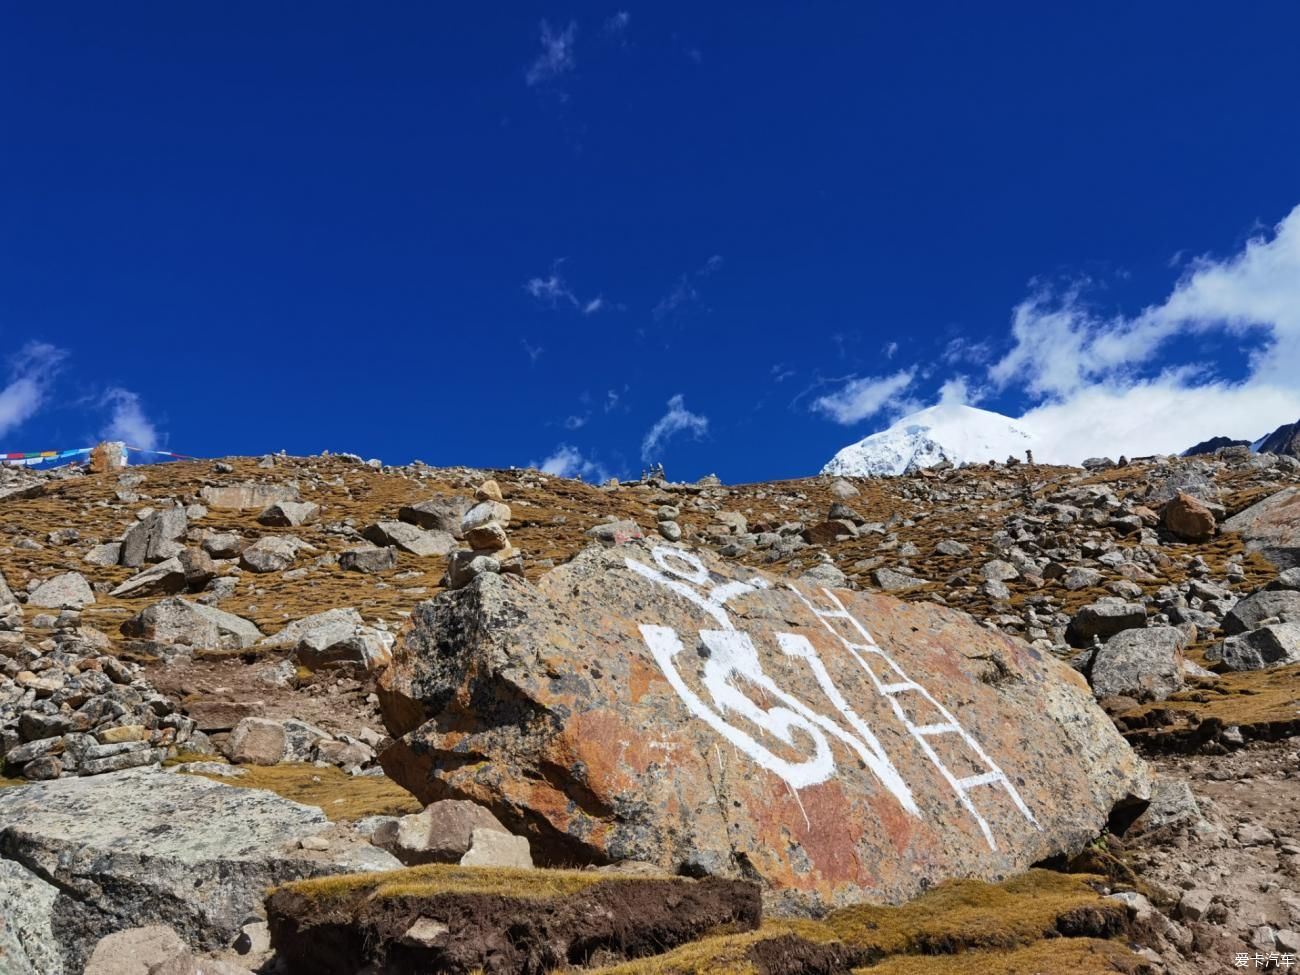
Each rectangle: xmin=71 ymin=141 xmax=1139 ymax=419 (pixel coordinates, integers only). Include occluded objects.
xmin=770 ymin=363 xmax=797 ymax=383
xmin=0 ymin=342 xmax=66 ymax=440
xmin=100 ymin=387 xmax=159 ymax=450
xmin=525 ymin=261 xmax=605 ymax=315
xmin=603 ymin=11 xmax=630 ymax=37
xmin=526 ymin=20 xmax=577 ymax=87
xmin=810 ymin=369 xmax=916 ymax=425
xmin=521 ymin=339 xmax=544 ymax=365
xmin=533 ymin=443 xmax=608 ymax=482
xmin=653 ymin=255 xmax=722 ymax=320
xmin=641 ymin=393 xmax=709 ymax=461
xmin=563 ymin=414 xmax=587 ymax=430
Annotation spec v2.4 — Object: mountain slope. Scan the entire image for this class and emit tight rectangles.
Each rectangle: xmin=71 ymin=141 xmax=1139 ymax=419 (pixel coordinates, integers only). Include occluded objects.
xmin=821 ymin=404 xmax=1039 ymax=477
xmin=1253 ymin=416 xmax=1300 ymax=458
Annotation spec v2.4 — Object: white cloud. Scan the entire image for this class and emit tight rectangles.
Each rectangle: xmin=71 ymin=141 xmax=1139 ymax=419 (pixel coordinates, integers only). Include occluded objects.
xmin=525 ymin=262 xmax=605 ymax=315
xmin=604 ymin=11 xmax=630 ymax=35
xmin=0 ymin=342 xmax=66 ymax=439
xmin=979 ymin=202 xmax=1300 ymax=460
xmin=100 ymin=388 xmax=159 ymax=450
xmin=521 ymin=339 xmax=544 ymax=365
xmin=526 ymin=20 xmax=577 ymax=86
xmin=883 ymin=341 xmax=899 ymax=359
xmin=563 ymin=414 xmax=587 ymax=430
xmin=654 ymin=256 xmax=723 ymax=320
xmin=1022 ymin=377 xmax=1300 ymax=463
xmin=811 ymin=369 xmax=915 ymax=425
xmin=641 ymin=394 xmax=708 ymax=461
xmin=534 ymin=443 xmax=608 ymax=482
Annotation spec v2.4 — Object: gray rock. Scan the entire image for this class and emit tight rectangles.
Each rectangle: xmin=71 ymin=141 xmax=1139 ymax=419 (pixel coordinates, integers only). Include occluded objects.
xmin=458 ymin=828 xmax=533 ymax=869
xmin=224 ymin=718 xmax=287 ymax=765
xmin=1222 ymin=589 xmax=1300 ymax=635
xmin=1209 ymin=622 xmax=1300 ymax=671
xmin=109 ymin=558 xmax=186 ymax=599
xmin=239 ymin=535 xmax=314 ymax=573
xmin=0 ymin=767 xmax=399 ymax=971
xmin=1138 ymin=778 xmax=1202 ymax=830
xmin=201 ymin=533 xmax=246 ymax=559
xmin=658 ymin=521 xmax=682 ymax=542
xmin=398 ymin=496 xmax=471 ymax=536
xmin=260 ymin=608 xmax=364 ymax=649
xmin=369 ymin=799 xmax=511 ymax=866
xmin=934 ymin=539 xmax=969 ymax=557
xmin=28 ymin=572 xmax=95 ymax=609
xmin=1061 ymin=567 xmax=1103 ymax=591
xmin=1222 ymin=487 xmax=1300 ymax=570
xmin=800 ymin=563 xmax=849 ymax=588
xmin=83 ymin=543 xmax=123 ymax=567
xmin=1089 ymin=626 xmax=1187 ymax=702
xmin=1066 ymin=597 xmax=1146 ymax=647
xmin=84 ymin=924 xmax=186 ymax=975
xmin=361 ymin=521 xmax=456 ymax=557
xmin=982 ymin=560 xmax=1019 ymax=582
xmin=339 ymin=547 xmax=397 ymax=573
xmin=297 ymin=622 xmax=394 ymax=672
xmin=199 ymin=483 xmax=299 ymax=510
xmin=871 ymin=567 xmax=927 ymax=591
xmin=257 ymin=500 xmax=320 ymax=527
xmin=584 ymin=520 xmax=645 ymax=545
xmin=120 ymin=509 xmax=187 ymax=568
xmin=1268 ymin=567 xmax=1300 ymax=591
xmin=120 ymin=598 xmax=262 ymax=650
xmin=0 ymin=567 xmax=14 ymax=606
xmin=0 ymin=858 xmax=64 ymax=975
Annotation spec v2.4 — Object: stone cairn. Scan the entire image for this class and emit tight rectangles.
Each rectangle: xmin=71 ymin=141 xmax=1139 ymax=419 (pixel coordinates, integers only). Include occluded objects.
xmin=443 ymin=479 xmax=523 ymax=590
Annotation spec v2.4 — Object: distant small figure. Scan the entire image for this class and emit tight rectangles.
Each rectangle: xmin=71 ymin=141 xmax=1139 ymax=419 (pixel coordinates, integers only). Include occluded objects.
xmin=1025 ymin=449 xmax=1034 ymax=466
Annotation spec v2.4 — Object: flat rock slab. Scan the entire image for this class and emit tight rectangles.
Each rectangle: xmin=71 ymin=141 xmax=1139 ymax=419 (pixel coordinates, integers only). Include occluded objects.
xmin=199 ymin=483 xmax=299 ymax=510
xmin=379 ymin=541 xmax=1150 ymax=914
xmin=1224 ymin=488 xmax=1300 ymax=569
xmin=0 ymin=767 xmax=398 ymax=971
xmin=266 ymin=865 xmax=761 ymax=975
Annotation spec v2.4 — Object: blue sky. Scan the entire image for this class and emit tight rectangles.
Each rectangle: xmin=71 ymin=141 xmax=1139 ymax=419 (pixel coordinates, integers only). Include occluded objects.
xmin=3 ymin=3 xmax=1300 ymax=481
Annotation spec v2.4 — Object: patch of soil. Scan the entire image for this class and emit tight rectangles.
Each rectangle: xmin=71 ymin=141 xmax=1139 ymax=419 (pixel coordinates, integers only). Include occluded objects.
xmin=267 ymin=870 xmax=762 ymax=975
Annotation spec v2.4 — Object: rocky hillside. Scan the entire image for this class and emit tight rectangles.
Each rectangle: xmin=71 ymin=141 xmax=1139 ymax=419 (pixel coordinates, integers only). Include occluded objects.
xmin=2 ymin=446 xmax=1299 ymax=974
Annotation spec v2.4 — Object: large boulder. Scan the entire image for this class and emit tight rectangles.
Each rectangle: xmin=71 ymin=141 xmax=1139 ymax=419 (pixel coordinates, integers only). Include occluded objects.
xmin=398 ymin=496 xmax=471 ymax=536
xmin=1160 ymin=492 xmax=1216 ymax=542
xmin=1223 ymin=488 xmax=1300 ymax=569
xmin=120 ymin=597 xmax=262 ymax=650
xmin=1222 ymin=588 xmax=1300 ymax=635
xmin=120 ymin=508 xmax=187 ymax=568
xmin=0 ymin=767 xmax=398 ymax=971
xmin=1087 ymin=626 xmax=1187 ymax=702
xmin=378 ymin=542 xmax=1149 ymax=914
xmin=28 ymin=572 xmax=95 ymax=609
xmin=1065 ymin=597 xmax=1146 ymax=648
xmin=361 ymin=521 xmax=455 ymax=558
xmin=1208 ymin=623 xmax=1300 ymax=671
xmin=199 ymin=482 xmax=299 ymax=510
xmin=239 ymin=535 xmax=314 ymax=573
xmin=0 ymin=858 xmax=63 ymax=975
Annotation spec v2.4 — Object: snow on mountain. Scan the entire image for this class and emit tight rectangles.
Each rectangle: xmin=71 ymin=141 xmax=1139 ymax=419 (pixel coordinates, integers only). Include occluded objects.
xmin=821 ymin=404 xmax=1040 ymax=477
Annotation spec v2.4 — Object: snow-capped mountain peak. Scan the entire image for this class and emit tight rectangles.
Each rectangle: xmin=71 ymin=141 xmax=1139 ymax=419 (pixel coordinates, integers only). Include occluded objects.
xmin=821 ymin=404 xmax=1039 ymax=477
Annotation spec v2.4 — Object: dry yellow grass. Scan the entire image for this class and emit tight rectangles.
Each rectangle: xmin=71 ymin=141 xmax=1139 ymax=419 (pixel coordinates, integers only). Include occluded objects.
xmin=180 ymin=761 xmax=421 ymax=819
xmin=584 ymin=920 xmax=840 ymax=975
xmin=825 ymin=870 xmax=1124 ymax=955
xmin=277 ymin=863 xmax=612 ymax=903
xmin=859 ymin=937 xmax=1146 ymax=975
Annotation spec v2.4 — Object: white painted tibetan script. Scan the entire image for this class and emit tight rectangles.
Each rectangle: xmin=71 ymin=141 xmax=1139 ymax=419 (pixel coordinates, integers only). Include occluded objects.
xmin=626 ymin=546 xmax=1038 ymax=850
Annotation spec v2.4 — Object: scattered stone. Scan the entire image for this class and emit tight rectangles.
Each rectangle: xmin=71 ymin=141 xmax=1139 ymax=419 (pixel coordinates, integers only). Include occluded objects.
xmin=1161 ymin=492 xmax=1217 ymax=542
xmin=339 ymin=546 xmax=398 ymax=573
xmin=1209 ymin=622 xmax=1300 ymax=671
xmin=458 ymin=827 xmax=533 ymax=868
xmin=371 ymin=799 xmax=512 ymax=865
xmin=257 ymin=500 xmax=320 ymax=527
xmin=120 ymin=597 xmax=262 ymax=650
xmin=224 ymin=717 xmax=287 ymax=765
xmin=1088 ymin=626 xmax=1187 ymax=702
xmin=28 ymin=572 xmax=96 ymax=609
xmin=1222 ymin=588 xmax=1300 ymax=635
xmin=240 ymin=535 xmax=314 ymax=573
xmin=199 ymin=482 xmax=299 ymax=510
xmin=84 ymin=925 xmax=187 ymax=975
xmin=398 ymin=496 xmax=470 ymax=535
xmin=120 ymin=509 xmax=187 ymax=568
xmin=361 ymin=521 xmax=455 ymax=557
xmin=1066 ymin=597 xmax=1146 ymax=647
xmin=1223 ymin=487 xmax=1300 ymax=569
